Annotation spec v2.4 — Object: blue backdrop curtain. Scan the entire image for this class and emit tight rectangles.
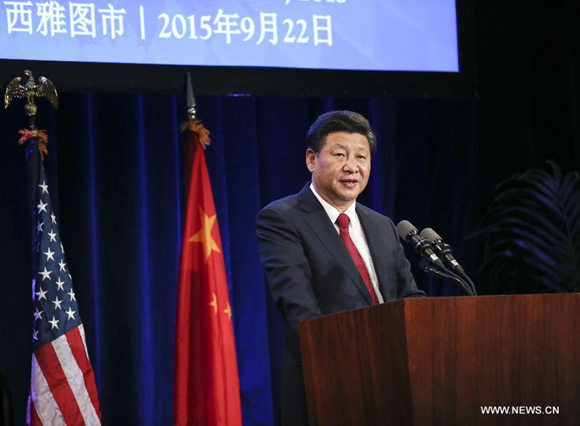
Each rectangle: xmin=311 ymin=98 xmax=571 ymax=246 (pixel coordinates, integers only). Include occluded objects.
xmin=1 ymin=93 xmax=480 ymax=425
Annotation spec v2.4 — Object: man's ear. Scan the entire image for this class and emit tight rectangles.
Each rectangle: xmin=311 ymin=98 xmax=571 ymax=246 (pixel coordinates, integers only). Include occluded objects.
xmin=306 ymin=149 xmax=316 ymax=172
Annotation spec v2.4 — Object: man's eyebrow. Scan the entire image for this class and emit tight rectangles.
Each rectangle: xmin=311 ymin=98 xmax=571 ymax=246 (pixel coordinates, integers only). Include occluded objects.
xmin=329 ymin=142 xmax=369 ymax=153
xmin=330 ymin=143 xmax=347 ymax=150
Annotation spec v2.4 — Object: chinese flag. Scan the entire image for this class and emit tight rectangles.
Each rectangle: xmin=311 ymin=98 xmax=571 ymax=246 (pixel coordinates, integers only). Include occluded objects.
xmin=173 ymin=133 xmax=242 ymax=426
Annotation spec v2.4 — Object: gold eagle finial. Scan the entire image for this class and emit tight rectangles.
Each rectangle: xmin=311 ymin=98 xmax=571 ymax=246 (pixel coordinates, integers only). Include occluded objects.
xmin=4 ymin=70 xmax=59 ymax=115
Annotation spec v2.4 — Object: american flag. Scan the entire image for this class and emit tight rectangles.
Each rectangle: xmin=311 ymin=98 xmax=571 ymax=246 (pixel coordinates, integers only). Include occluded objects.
xmin=27 ymin=161 xmax=101 ymax=425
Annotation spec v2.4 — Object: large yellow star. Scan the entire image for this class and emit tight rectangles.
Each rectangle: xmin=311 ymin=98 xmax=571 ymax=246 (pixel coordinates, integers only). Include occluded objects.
xmin=189 ymin=207 xmax=221 ymax=260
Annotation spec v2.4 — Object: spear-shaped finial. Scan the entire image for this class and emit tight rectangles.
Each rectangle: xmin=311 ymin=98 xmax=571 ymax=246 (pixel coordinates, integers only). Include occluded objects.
xmin=180 ymin=72 xmax=210 ymax=148
xmin=186 ymin=72 xmax=197 ymax=122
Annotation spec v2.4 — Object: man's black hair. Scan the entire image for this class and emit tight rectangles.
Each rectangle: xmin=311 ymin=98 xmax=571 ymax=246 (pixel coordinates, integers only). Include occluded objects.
xmin=306 ymin=110 xmax=377 ymax=155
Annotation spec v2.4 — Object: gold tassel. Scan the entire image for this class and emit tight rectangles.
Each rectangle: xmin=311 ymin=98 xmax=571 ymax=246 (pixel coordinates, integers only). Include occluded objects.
xmin=180 ymin=119 xmax=211 ymax=149
xmin=18 ymin=129 xmax=49 ymax=158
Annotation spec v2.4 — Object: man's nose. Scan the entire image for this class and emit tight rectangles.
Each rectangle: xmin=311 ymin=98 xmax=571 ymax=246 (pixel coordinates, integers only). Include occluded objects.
xmin=342 ymin=159 xmax=358 ymax=172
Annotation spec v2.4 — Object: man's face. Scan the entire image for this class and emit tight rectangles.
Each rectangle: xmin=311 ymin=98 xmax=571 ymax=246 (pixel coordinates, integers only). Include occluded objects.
xmin=306 ymin=131 xmax=371 ymax=212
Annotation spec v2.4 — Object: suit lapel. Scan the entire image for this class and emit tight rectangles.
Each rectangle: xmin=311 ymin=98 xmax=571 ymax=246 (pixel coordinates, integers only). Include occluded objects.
xmin=357 ymin=206 xmax=390 ymax=297
xmin=298 ymin=185 xmax=374 ymax=305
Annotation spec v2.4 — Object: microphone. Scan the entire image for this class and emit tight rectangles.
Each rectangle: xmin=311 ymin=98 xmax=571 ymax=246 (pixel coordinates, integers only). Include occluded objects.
xmin=397 ymin=220 xmax=475 ymax=296
xmin=420 ymin=227 xmax=477 ymax=296
xmin=396 ymin=220 xmax=443 ymax=269
xmin=420 ymin=228 xmax=464 ymax=274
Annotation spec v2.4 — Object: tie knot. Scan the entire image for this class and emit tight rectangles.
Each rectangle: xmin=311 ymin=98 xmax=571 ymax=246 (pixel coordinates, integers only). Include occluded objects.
xmin=336 ymin=213 xmax=350 ymax=230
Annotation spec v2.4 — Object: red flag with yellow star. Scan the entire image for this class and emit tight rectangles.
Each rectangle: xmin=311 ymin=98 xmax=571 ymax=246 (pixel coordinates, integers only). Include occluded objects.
xmin=173 ymin=131 xmax=242 ymax=426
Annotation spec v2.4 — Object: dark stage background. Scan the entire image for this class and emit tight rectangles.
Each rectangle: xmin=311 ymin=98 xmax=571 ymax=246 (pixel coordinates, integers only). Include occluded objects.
xmin=2 ymin=2 xmax=580 ymax=425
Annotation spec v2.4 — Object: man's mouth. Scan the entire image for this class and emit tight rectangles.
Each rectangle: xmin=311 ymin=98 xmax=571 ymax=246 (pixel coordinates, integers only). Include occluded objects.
xmin=339 ymin=179 xmax=358 ymax=188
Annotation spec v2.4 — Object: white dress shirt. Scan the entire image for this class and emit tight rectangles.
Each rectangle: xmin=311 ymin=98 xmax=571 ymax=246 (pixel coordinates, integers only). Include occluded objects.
xmin=310 ymin=183 xmax=384 ymax=303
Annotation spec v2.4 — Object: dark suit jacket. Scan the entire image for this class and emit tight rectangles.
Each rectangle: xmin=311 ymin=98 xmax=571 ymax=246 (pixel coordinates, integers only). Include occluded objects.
xmin=256 ymin=184 xmax=425 ymax=425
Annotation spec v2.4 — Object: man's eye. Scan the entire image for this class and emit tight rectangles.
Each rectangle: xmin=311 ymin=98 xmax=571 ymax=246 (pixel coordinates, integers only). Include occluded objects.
xmin=358 ymin=155 xmax=366 ymax=160
xmin=334 ymin=153 xmax=345 ymax=157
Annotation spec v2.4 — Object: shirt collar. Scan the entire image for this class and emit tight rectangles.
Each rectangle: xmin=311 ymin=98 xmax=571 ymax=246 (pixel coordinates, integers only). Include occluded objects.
xmin=310 ymin=183 xmax=358 ymax=227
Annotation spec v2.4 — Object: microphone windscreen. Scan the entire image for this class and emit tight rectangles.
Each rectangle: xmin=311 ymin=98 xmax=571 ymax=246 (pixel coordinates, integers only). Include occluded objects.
xmin=396 ymin=220 xmax=417 ymax=241
xmin=420 ymin=228 xmax=442 ymax=242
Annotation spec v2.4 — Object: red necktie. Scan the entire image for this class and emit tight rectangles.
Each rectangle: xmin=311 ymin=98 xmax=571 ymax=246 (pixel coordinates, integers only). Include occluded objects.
xmin=336 ymin=213 xmax=379 ymax=305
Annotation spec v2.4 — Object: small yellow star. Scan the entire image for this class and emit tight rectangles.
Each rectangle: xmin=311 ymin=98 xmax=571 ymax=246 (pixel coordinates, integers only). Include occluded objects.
xmin=223 ymin=302 xmax=232 ymax=320
xmin=189 ymin=207 xmax=221 ymax=261
xmin=209 ymin=293 xmax=218 ymax=314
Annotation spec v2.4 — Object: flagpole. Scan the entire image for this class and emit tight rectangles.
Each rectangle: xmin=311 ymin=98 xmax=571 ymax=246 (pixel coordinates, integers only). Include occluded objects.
xmin=181 ymin=72 xmax=211 ymax=189
xmin=5 ymin=71 xmax=59 ymax=293
xmin=180 ymin=72 xmax=211 ymax=150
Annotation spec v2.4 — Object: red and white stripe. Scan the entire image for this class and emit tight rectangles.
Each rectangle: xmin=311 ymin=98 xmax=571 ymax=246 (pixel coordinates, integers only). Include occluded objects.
xmin=28 ymin=325 xmax=101 ymax=426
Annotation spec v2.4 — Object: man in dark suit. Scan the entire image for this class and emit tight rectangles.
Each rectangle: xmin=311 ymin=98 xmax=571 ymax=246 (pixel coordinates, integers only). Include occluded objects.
xmin=256 ymin=111 xmax=425 ymax=425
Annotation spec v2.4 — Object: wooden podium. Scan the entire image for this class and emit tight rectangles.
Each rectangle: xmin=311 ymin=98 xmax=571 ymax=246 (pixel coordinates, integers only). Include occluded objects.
xmin=299 ymin=294 xmax=580 ymax=425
